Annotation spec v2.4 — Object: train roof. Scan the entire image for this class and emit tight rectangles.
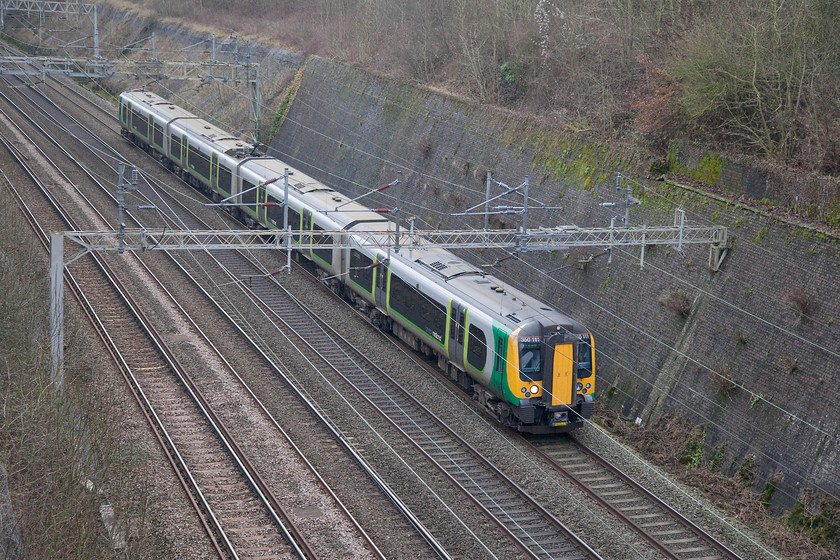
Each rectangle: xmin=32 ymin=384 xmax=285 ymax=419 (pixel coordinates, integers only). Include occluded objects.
xmin=121 ymin=90 xmax=253 ymax=157
xmin=383 ymin=243 xmax=584 ymax=333
xmin=119 ymin=90 xmax=585 ymax=334
xmin=243 ymin=158 xmax=391 ymax=228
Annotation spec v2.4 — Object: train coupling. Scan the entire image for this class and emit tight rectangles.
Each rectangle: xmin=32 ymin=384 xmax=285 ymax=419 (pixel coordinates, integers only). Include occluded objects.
xmin=552 ymin=410 xmax=570 ymax=427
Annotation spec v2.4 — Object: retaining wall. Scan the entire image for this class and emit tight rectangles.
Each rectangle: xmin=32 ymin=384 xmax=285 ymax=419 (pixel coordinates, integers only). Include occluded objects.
xmin=272 ymin=56 xmax=840 ymax=512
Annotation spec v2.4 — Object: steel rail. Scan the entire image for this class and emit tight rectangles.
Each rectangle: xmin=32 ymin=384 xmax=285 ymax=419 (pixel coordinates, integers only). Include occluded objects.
xmin=300 ymin=254 xmax=744 ymax=560
xmin=200 ymin=251 xmax=601 ymax=560
xmin=0 ymin=92 xmax=318 ymax=559
xmin=0 ymin=129 xmax=234 ymax=558
xmin=13 ymin=74 xmax=434 ymax=560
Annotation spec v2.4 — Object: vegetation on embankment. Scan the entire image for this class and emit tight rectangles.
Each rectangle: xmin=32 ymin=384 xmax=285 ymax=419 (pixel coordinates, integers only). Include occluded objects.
xmin=0 ymin=184 xmax=156 ymax=558
xmin=111 ymin=0 xmax=840 ymax=177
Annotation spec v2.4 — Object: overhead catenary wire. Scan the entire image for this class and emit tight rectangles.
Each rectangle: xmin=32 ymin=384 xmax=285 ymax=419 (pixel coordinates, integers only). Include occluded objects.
xmin=126 ymin=61 xmax=840 ymax=474
xmin=29 ymin=36 xmax=836 ymax=464
xmin=12 ymin=69 xmax=646 ymax=555
xmin=11 ymin=24 xmax=832 ymax=544
xmin=3 ymin=17 xmax=780 ymax=556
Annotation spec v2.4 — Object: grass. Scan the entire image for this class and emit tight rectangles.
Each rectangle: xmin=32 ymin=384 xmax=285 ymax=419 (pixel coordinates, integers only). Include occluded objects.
xmin=0 ymin=186 xmax=155 ymax=558
xmin=596 ymin=407 xmax=839 ymax=559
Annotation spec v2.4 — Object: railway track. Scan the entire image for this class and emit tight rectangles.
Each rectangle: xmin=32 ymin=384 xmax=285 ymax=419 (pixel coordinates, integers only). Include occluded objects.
xmin=0 ymin=76 xmax=391 ymax=559
xmin=526 ymin=436 xmax=740 ymax=560
xmin=0 ymin=123 xmax=312 ymax=559
xmin=288 ymin=252 xmax=746 ymax=560
xmin=171 ymin=247 xmax=601 ymax=560
xmin=288 ymin=263 xmax=747 ymax=560
xmin=32 ymin=75 xmax=604 ymax=557
xmin=0 ymin=58 xmax=752 ymax=559
xmin=1 ymin=72 xmax=448 ymax=558
xmin=19 ymin=69 xmax=605 ymax=558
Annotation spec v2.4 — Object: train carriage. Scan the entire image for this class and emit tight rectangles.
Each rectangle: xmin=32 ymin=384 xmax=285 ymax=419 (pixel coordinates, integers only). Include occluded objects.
xmin=119 ymin=89 xmax=595 ymax=433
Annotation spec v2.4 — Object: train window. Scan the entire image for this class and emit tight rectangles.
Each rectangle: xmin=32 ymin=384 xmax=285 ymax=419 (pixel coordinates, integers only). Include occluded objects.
xmin=311 ymin=224 xmax=331 ymax=264
xmin=130 ymin=107 xmax=147 ymax=137
xmin=188 ymin=145 xmax=211 ymax=181
xmin=170 ymin=134 xmax=182 ymax=161
xmin=349 ymin=250 xmax=373 ymax=294
xmin=577 ymin=340 xmax=593 ymax=379
xmin=152 ymin=122 xmax=164 ymax=148
xmin=265 ymin=194 xmax=284 ymax=228
xmin=389 ymin=273 xmax=446 ymax=346
xmin=519 ymin=343 xmax=542 ymax=382
xmin=467 ymin=324 xmax=487 ymax=370
xmin=241 ymin=180 xmax=257 ymax=211
xmin=217 ymin=165 xmax=232 ymax=195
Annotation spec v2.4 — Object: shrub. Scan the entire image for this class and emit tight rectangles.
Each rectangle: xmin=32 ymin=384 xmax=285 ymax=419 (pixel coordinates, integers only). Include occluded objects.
xmin=736 ymin=454 xmax=757 ymax=487
xmin=659 ymin=289 xmax=691 ymax=318
xmin=787 ymin=493 xmax=840 ymax=549
xmin=417 ymin=137 xmax=432 ymax=159
xmin=787 ymin=289 xmax=812 ymax=317
xmin=711 ymin=364 xmax=737 ymax=397
xmin=761 ymin=472 xmax=783 ymax=507
xmin=680 ymin=425 xmax=706 ymax=468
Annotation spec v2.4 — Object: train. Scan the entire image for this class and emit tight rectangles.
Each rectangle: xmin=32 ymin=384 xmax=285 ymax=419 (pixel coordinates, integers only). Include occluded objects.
xmin=118 ymin=89 xmax=595 ymax=433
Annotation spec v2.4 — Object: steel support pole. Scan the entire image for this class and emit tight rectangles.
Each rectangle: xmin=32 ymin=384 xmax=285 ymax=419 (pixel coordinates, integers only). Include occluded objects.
xmin=50 ymin=234 xmax=64 ymax=388
xmin=484 ymin=171 xmax=491 ymax=231
xmin=117 ymin=163 xmax=125 ymax=253
xmin=284 ymin=168 xmax=291 ymax=274
xmin=522 ymin=176 xmax=530 ymax=232
xmin=93 ymin=4 xmax=99 ymax=58
xmin=251 ymin=65 xmax=261 ymax=143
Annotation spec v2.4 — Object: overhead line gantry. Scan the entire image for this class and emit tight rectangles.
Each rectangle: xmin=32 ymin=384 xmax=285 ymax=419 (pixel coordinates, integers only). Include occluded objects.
xmin=0 ymin=1 xmax=262 ymax=139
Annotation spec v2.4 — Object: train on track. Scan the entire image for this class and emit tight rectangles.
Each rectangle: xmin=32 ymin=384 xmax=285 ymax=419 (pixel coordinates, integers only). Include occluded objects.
xmin=118 ymin=89 xmax=595 ymax=433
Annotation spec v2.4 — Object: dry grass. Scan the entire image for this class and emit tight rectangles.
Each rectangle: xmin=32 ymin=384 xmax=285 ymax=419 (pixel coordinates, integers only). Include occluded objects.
xmin=658 ymin=289 xmax=692 ymax=318
xmin=0 ymin=187 xmax=154 ymax=558
xmin=596 ymin=406 xmax=839 ymax=559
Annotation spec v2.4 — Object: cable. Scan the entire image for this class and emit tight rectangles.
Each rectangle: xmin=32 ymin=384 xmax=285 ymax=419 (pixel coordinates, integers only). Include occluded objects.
xmin=139 ymin=71 xmax=840 ymax=463
xmin=88 ymin=34 xmax=840 ymax=542
xmin=118 ymin=57 xmax=840 ymax=455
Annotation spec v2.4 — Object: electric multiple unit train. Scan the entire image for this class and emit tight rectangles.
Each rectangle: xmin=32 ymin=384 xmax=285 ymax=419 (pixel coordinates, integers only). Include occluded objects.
xmin=119 ymin=89 xmax=595 ymax=433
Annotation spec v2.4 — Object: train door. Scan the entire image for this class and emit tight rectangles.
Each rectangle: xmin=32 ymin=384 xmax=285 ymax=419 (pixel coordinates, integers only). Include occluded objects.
xmin=302 ymin=209 xmax=313 ymax=258
xmin=373 ymin=257 xmax=389 ymax=309
xmin=256 ymin=184 xmax=265 ymax=223
xmin=211 ymin=153 xmax=218 ymax=192
xmin=543 ymin=331 xmax=575 ymax=407
xmin=448 ymin=302 xmax=466 ymax=363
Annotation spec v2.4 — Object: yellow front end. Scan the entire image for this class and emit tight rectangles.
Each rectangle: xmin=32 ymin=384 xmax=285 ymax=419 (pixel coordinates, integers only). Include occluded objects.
xmin=504 ymin=330 xmax=595 ymax=430
xmin=550 ymin=343 xmax=575 ymax=406
xmin=504 ymin=330 xmax=542 ymax=399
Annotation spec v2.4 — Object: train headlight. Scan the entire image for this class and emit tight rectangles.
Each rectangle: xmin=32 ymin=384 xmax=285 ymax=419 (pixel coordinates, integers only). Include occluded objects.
xmin=585 ymin=383 xmax=591 ymax=389
xmin=576 ymin=382 xmax=583 ymax=392
xmin=521 ymin=387 xmax=527 ymax=394
xmin=529 ymin=385 xmax=539 ymax=395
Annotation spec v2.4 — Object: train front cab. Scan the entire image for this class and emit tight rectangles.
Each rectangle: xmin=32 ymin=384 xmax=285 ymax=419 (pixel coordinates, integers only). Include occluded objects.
xmin=507 ymin=326 xmax=595 ymax=433
xmin=541 ymin=329 xmax=594 ymax=430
